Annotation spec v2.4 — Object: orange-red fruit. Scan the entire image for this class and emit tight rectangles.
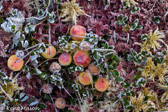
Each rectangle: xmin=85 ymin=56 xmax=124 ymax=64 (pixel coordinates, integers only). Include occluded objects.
xmin=88 ymin=63 xmax=100 ymax=75
xmin=70 ymin=25 xmax=86 ymax=41
xmin=41 ymin=45 xmax=56 ymax=59
xmin=55 ymin=98 xmax=66 ymax=109
xmin=95 ymin=78 xmax=109 ymax=92
xmin=73 ymin=50 xmax=91 ymax=67
xmin=7 ymin=55 xmax=24 ymax=71
xmin=58 ymin=53 xmax=72 ymax=66
xmin=78 ymin=71 xmax=92 ymax=85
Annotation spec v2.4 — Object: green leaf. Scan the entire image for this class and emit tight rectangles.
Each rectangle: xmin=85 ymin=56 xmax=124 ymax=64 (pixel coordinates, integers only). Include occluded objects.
xmin=115 ymin=77 xmax=124 ymax=82
xmin=134 ymin=19 xmax=139 ymax=25
xmin=112 ymin=70 xmax=119 ymax=78
xmin=104 ymin=0 xmax=110 ymax=10
xmin=0 ymin=18 xmax=3 ymax=24
xmin=39 ymin=103 xmax=47 ymax=109
xmin=137 ymin=25 xmax=143 ymax=29
xmin=130 ymin=24 xmax=136 ymax=30
xmin=93 ymin=51 xmax=98 ymax=59
xmin=123 ymin=16 xmax=128 ymax=21
xmin=117 ymin=15 xmax=123 ymax=20
xmin=113 ymin=55 xmax=120 ymax=63
xmin=108 ymin=65 xmax=114 ymax=71
xmin=100 ymin=65 xmax=105 ymax=73
xmin=29 ymin=97 xmax=34 ymax=104
xmin=141 ymin=34 xmax=148 ymax=41
xmin=127 ymin=55 xmax=134 ymax=61
xmin=126 ymin=105 xmax=135 ymax=110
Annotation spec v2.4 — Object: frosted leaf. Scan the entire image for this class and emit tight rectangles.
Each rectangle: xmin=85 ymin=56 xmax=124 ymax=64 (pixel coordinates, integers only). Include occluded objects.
xmin=11 ymin=8 xmax=18 ymax=16
xmin=55 ymin=76 xmax=63 ymax=81
xmin=1 ymin=21 xmax=11 ymax=32
xmin=89 ymin=38 xmax=94 ymax=42
xmin=72 ymin=84 xmax=79 ymax=91
xmin=13 ymin=31 xmax=21 ymax=46
xmin=89 ymin=32 xmax=94 ymax=37
xmin=19 ymin=93 xmax=25 ymax=99
xmin=90 ymin=45 xmax=94 ymax=49
xmin=29 ymin=100 xmax=39 ymax=106
xmin=37 ymin=9 xmax=45 ymax=17
xmin=97 ymin=52 xmax=103 ymax=58
xmin=52 ymin=41 xmax=57 ymax=45
xmin=32 ymin=60 xmax=38 ymax=66
xmin=30 ymin=54 xmax=38 ymax=61
xmin=24 ymin=25 xmax=35 ymax=33
xmin=48 ymin=12 xmax=55 ymax=23
xmin=0 ymin=5 xmax=3 ymax=11
xmin=21 ymin=96 xmax=29 ymax=102
xmin=75 ymin=66 xmax=84 ymax=71
xmin=20 ymin=34 xmax=25 ymax=41
xmin=23 ymin=40 xmax=29 ymax=48
xmin=16 ymin=50 xmax=24 ymax=59
xmin=36 ymin=68 xmax=42 ymax=74
xmin=71 ymin=43 xmax=78 ymax=49
xmin=26 ymin=72 xmax=31 ymax=80
xmin=94 ymin=34 xmax=98 ymax=38
xmin=1 ymin=11 xmax=25 ymax=32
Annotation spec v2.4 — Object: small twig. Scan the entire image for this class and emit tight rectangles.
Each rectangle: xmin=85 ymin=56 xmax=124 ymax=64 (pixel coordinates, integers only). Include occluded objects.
xmin=56 ymin=2 xmax=62 ymax=30
xmin=85 ymin=14 xmax=91 ymax=18
xmin=36 ymin=58 xmax=58 ymax=68
xmin=113 ymin=31 xmax=117 ymax=44
xmin=75 ymin=91 xmax=83 ymax=112
xmin=25 ymin=57 xmax=31 ymax=65
xmin=60 ymin=82 xmax=73 ymax=98
xmin=164 ymin=11 xmax=168 ymax=18
xmin=48 ymin=24 xmax=52 ymax=54
xmin=23 ymin=43 xmax=41 ymax=51
xmin=49 ymin=93 xmax=57 ymax=112
xmin=49 ymin=24 xmax=51 ymax=46
xmin=92 ymin=49 xmax=116 ymax=52
xmin=127 ymin=33 xmax=129 ymax=44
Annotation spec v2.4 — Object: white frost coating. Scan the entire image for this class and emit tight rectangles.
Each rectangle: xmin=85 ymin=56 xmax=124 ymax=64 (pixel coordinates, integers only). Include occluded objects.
xmin=26 ymin=72 xmax=31 ymax=80
xmin=1 ymin=11 xmax=25 ymax=32
xmin=71 ymin=43 xmax=78 ymax=49
xmin=16 ymin=50 xmax=25 ymax=59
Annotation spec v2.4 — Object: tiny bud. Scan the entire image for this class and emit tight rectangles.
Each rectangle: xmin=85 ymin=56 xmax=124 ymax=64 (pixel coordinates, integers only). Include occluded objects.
xmin=49 ymin=62 xmax=61 ymax=73
xmin=42 ymin=84 xmax=53 ymax=94
xmin=55 ymin=98 xmax=66 ymax=109
xmin=88 ymin=63 xmax=100 ymax=75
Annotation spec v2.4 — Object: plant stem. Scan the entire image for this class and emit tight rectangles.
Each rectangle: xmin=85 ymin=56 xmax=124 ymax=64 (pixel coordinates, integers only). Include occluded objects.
xmin=49 ymin=24 xmax=51 ymax=46
xmin=92 ymin=49 xmax=115 ymax=52
xmin=23 ymin=43 xmax=41 ymax=51
xmin=49 ymin=93 xmax=57 ymax=112
xmin=36 ymin=58 xmax=58 ymax=68
xmin=127 ymin=33 xmax=129 ymax=44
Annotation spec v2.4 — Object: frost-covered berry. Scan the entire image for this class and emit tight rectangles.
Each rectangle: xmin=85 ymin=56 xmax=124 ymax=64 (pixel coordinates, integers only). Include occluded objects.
xmin=49 ymin=62 xmax=61 ymax=73
xmin=55 ymin=98 xmax=66 ymax=109
xmin=42 ymin=84 xmax=53 ymax=94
